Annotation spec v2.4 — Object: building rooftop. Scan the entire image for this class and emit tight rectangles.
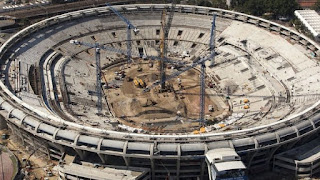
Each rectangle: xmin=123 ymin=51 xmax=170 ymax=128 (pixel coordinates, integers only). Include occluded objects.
xmin=295 ymin=10 xmax=320 ymax=38
xmin=275 ymin=137 xmax=320 ymax=163
xmin=297 ymin=0 xmax=317 ymax=8
xmin=55 ymin=163 xmax=149 ymax=180
xmin=214 ymin=161 xmax=246 ymax=172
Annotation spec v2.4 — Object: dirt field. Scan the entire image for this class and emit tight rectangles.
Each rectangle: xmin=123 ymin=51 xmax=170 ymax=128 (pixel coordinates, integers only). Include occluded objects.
xmin=103 ymin=59 xmax=228 ymax=133
xmin=0 ymin=129 xmax=58 ymax=180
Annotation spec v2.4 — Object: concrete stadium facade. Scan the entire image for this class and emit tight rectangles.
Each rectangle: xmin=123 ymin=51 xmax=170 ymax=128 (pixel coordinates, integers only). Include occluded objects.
xmin=0 ymin=4 xmax=320 ymax=180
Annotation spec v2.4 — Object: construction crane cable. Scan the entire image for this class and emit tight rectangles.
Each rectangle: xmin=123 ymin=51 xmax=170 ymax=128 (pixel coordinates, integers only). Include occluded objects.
xmin=69 ymin=40 xmax=185 ymax=65
xmin=106 ymin=3 xmax=139 ymax=64
xmin=144 ymin=52 xmax=214 ymax=92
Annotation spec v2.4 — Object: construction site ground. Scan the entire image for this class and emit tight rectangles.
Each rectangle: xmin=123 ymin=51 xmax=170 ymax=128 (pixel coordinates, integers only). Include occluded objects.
xmin=0 ymin=129 xmax=58 ymax=180
xmin=103 ymin=59 xmax=228 ymax=133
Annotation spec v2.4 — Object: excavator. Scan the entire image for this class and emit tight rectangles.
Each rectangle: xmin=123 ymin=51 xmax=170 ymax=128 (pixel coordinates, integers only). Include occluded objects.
xmin=134 ymin=77 xmax=146 ymax=88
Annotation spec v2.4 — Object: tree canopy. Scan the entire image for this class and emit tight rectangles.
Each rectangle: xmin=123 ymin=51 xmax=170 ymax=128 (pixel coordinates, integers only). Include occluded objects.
xmin=231 ymin=0 xmax=299 ymax=18
xmin=313 ymin=0 xmax=320 ymax=11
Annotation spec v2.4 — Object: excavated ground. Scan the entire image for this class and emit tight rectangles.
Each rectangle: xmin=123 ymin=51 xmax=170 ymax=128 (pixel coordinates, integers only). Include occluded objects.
xmin=103 ymin=59 xmax=226 ymax=133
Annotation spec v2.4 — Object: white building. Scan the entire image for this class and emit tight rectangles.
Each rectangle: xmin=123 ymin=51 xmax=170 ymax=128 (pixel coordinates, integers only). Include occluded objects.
xmin=295 ymin=10 xmax=320 ymax=41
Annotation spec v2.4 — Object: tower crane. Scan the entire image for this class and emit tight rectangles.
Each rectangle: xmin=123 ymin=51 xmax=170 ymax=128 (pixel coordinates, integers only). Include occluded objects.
xmin=159 ymin=10 xmax=167 ymax=91
xmin=106 ymin=3 xmax=139 ymax=64
xmin=70 ymin=40 xmax=184 ymax=66
xmin=199 ymin=14 xmax=216 ymax=125
xmin=70 ymin=39 xmax=185 ymax=113
xmin=70 ymin=40 xmax=103 ymax=114
xmin=144 ymin=53 xmax=215 ymax=92
xmin=144 ymin=14 xmax=217 ymax=126
xmin=209 ymin=14 xmax=217 ymax=67
xmin=159 ymin=1 xmax=176 ymax=91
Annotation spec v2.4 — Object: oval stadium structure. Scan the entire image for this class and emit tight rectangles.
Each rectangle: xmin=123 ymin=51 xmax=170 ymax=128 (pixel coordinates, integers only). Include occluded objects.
xmin=1 ymin=4 xmax=320 ymax=180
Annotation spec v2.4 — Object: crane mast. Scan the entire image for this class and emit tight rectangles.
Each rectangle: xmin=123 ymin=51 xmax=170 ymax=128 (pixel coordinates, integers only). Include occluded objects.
xmin=209 ymin=14 xmax=217 ymax=67
xmin=199 ymin=14 xmax=217 ymax=124
xmin=70 ymin=40 xmax=103 ymax=114
xmin=106 ymin=3 xmax=139 ymax=64
xmin=95 ymin=47 xmax=102 ymax=114
xmin=145 ymin=13 xmax=217 ymax=125
xmin=159 ymin=10 xmax=167 ymax=91
xmin=199 ymin=14 xmax=216 ymax=125
xmin=159 ymin=2 xmax=175 ymax=92
xmin=199 ymin=62 xmax=206 ymax=125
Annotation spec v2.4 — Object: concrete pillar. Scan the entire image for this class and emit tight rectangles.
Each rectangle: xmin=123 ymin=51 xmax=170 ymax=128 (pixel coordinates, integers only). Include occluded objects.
xmin=177 ymin=144 xmax=181 ymax=179
xmin=97 ymin=139 xmax=106 ymax=164
xmin=151 ymin=159 xmax=155 ymax=180
xmin=74 ymin=148 xmax=86 ymax=160
xmin=123 ymin=141 xmax=129 ymax=166
xmin=150 ymin=143 xmax=155 ymax=180
xmin=200 ymin=159 xmax=206 ymax=180
xmin=97 ymin=153 xmax=106 ymax=164
xmin=247 ymin=151 xmax=258 ymax=168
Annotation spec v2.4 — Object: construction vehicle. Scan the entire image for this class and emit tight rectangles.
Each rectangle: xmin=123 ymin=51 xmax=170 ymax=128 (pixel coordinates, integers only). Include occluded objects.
xmin=209 ymin=105 xmax=214 ymax=112
xmin=134 ymin=77 xmax=145 ymax=88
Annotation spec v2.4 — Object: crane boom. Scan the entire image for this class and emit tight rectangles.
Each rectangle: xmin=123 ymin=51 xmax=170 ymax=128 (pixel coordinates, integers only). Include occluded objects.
xmin=106 ymin=3 xmax=138 ymax=32
xmin=70 ymin=40 xmax=184 ymax=66
xmin=144 ymin=53 xmax=214 ymax=92
xmin=106 ymin=3 xmax=139 ymax=64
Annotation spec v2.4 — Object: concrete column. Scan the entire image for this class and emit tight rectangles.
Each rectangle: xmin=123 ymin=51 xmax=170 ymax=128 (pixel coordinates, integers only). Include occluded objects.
xmin=176 ymin=144 xmax=181 ymax=179
xmin=200 ymin=159 xmax=206 ymax=180
xmin=49 ymin=142 xmax=65 ymax=154
xmin=201 ymin=144 xmax=208 ymax=180
xmin=74 ymin=148 xmax=86 ymax=160
xmin=97 ymin=139 xmax=106 ymax=164
xmin=151 ymin=159 xmax=155 ymax=180
xmin=247 ymin=150 xmax=258 ymax=168
xmin=123 ymin=141 xmax=129 ymax=167
xmin=150 ymin=143 xmax=155 ymax=180
xmin=97 ymin=153 xmax=106 ymax=164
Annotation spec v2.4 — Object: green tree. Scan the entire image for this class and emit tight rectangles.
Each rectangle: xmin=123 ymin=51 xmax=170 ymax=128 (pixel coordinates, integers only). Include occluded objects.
xmin=212 ymin=0 xmax=228 ymax=9
xmin=230 ymin=0 xmax=299 ymax=19
xmin=271 ymin=0 xmax=299 ymax=18
xmin=243 ymin=0 xmax=265 ymax=16
xmin=312 ymin=0 xmax=320 ymax=11
xmin=198 ymin=0 xmax=213 ymax=7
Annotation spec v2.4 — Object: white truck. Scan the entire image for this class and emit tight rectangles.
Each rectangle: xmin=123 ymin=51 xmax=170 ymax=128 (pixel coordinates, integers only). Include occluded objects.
xmin=205 ymin=148 xmax=248 ymax=180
